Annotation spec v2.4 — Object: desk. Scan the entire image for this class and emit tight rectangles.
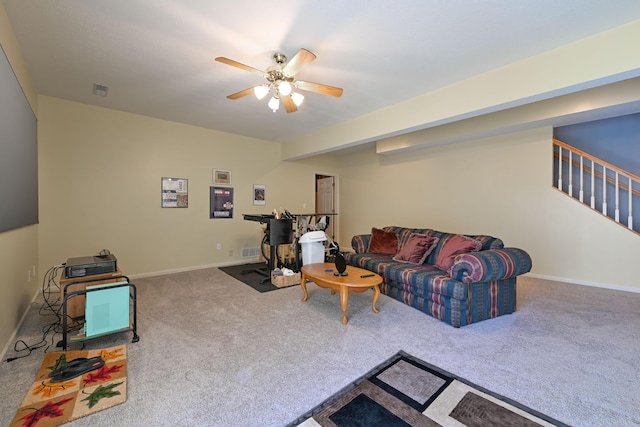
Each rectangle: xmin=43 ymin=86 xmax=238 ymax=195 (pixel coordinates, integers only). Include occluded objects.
xmin=60 ymin=269 xmax=124 ymax=320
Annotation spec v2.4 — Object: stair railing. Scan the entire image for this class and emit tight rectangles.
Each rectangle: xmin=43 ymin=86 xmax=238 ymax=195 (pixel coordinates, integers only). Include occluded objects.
xmin=553 ymin=138 xmax=638 ymax=234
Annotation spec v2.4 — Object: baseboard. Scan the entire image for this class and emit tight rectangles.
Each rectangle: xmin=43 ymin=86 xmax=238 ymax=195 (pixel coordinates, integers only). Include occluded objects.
xmin=127 ymin=258 xmax=262 ymax=280
xmin=525 ymin=273 xmax=640 ymax=294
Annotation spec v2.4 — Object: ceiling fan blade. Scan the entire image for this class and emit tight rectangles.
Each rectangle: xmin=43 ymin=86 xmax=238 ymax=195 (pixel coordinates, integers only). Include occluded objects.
xmin=295 ymin=80 xmax=343 ymax=97
xmin=227 ymin=87 xmax=255 ymax=100
xmin=215 ymin=57 xmax=265 ymax=77
xmin=282 ymin=96 xmax=298 ymax=113
xmin=282 ymin=49 xmax=316 ymax=77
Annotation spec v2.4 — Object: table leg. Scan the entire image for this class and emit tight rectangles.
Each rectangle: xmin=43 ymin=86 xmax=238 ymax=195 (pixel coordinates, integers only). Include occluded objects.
xmin=372 ymin=284 xmax=380 ymax=314
xmin=301 ymin=273 xmax=308 ymax=302
xmin=340 ymin=286 xmax=349 ymax=324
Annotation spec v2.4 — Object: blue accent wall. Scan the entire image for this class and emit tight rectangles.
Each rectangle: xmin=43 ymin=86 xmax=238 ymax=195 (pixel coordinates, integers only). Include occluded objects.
xmin=554 ymin=113 xmax=640 ymax=176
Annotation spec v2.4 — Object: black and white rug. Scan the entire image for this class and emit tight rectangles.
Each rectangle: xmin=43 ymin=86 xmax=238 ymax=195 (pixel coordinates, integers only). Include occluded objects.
xmin=288 ymin=351 xmax=568 ymax=427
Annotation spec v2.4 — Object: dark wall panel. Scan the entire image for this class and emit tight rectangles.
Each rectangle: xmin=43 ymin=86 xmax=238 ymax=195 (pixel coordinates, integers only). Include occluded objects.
xmin=0 ymin=44 xmax=38 ymax=233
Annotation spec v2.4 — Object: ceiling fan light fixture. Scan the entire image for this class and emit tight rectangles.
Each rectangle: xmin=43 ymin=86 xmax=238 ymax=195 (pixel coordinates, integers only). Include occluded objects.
xmin=216 ymin=48 xmax=343 ymax=114
xmin=291 ymin=92 xmax=304 ymax=107
xmin=254 ymin=85 xmax=269 ymax=100
xmin=278 ymin=81 xmax=292 ymax=96
xmin=268 ymin=96 xmax=280 ymax=112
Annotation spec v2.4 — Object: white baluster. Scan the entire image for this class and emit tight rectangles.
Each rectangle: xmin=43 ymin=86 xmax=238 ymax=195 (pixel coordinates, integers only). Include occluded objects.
xmin=568 ymin=151 xmax=573 ymax=197
xmin=579 ymin=155 xmax=584 ymax=202
xmin=602 ymin=166 xmax=607 ymax=215
xmin=590 ymin=160 xmax=596 ymax=208
xmin=557 ymin=146 xmax=562 ymax=190
xmin=629 ymin=176 xmax=634 ymax=230
xmin=615 ymin=172 xmax=620 ymax=222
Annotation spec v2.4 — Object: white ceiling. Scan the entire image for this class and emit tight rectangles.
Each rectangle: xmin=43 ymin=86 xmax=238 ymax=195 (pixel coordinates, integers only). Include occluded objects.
xmin=4 ymin=0 xmax=640 ymax=143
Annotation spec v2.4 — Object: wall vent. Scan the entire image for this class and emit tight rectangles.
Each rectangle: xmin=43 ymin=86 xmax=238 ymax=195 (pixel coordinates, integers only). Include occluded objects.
xmin=93 ymin=83 xmax=109 ymax=96
xmin=241 ymin=247 xmax=260 ymax=259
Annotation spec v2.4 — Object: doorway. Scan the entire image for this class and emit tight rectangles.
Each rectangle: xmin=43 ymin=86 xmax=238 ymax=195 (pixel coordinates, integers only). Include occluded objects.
xmin=315 ymin=174 xmax=336 ymax=241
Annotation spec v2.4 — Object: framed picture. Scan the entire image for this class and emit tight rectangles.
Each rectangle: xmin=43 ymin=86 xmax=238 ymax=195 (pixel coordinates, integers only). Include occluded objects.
xmin=210 ymin=187 xmax=234 ymax=219
xmin=253 ymin=184 xmax=266 ymax=205
xmin=213 ymin=168 xmax=232 ymax=185
xmin=161 ymin=177 xmax=188 ymax=208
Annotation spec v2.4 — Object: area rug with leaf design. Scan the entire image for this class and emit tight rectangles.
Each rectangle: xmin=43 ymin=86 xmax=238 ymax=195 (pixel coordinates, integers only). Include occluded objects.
xmin=10 ymin=345 xmax=127 ymax=427
xmin=288 ymin=351 xmax=569 ymax=427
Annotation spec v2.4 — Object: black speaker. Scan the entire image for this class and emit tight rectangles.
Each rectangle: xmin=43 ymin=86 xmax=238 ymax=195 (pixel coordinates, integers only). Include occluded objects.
xmin=334 ymin=252 xmax=348 ymax=276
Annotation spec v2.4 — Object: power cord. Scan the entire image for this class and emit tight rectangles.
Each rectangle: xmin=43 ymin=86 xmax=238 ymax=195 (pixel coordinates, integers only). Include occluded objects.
xmin=4 ymin=263 xmax=82 ymax=362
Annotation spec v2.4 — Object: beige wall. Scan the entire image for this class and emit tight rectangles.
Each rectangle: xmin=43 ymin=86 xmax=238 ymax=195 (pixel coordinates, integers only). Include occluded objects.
xmin=337 ymin=127 xmax=640 ymax=291
xmin=37 ymin=96 xmax=338 ymax=277
xmin=0 ymin=2 xmax=40 ymax=357
xmin=283 ymin=20 xmax=640 ymax=160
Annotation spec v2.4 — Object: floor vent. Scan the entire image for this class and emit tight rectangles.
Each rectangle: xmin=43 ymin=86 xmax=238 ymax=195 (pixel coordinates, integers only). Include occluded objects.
xmin=241 ymin=247 xmax=260 ymax=259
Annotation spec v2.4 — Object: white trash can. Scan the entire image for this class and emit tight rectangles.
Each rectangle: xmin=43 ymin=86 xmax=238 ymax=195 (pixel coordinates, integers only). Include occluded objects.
xmin=299 ymin=231 xmax=327 ymax=265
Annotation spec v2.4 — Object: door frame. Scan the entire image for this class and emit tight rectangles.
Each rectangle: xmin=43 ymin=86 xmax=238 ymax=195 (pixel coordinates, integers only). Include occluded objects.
xmin=315 ymin=172 xmax=339 ymax=245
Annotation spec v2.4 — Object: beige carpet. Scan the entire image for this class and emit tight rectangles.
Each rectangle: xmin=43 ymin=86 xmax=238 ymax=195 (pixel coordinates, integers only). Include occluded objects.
xmin=10 ymin=345 xmax=127 ymax=427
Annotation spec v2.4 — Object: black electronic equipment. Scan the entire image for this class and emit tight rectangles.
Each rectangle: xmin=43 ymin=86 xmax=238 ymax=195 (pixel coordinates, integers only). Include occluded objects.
xmin=242 ymin=213 xmax=275 ymax=223
xmin=334 ymin=252 xmax=348 ymax=276
xmin=65 ymin=253 xmax=117 ymax=278
xmin=267 ymin=219 xmax=293 ymax=246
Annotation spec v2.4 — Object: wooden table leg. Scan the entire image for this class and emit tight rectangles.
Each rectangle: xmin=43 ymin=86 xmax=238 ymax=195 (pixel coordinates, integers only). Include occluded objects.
xmin=301 ymin=272 xmax=308 ymax=302
xmin=340 ymin=285 xmax=349 ymax=324
xmin=372 ymin=284 xmax=380 ymax=314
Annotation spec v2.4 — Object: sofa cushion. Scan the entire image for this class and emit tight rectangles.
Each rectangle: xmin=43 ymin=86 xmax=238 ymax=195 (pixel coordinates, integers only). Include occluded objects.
xmin=392 ymin=234 xmax=439 ymax=265
xmin=466 ymin=234 xmax=504 ymax=251
xmin=383 ymin=226 xmax=433 ymax=249
xmin=346 ymin=252 xmax=396 ymax=278
xmin=378 ymin=261 xmax=470 ymax=300
xmin=367 ymin=227 xmax=399 ymax=254
xmin=434 ymin=234 xmax=482 ymax=272
xmin=351 ymin=234 xmax=371 ymax=253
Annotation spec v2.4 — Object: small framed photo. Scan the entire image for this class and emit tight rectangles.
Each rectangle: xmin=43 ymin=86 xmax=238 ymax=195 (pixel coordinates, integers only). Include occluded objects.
xmin=253 ymin=184 xmax=266 ymax=205
xmin=213 ymin=169 xmax=232 ymax=185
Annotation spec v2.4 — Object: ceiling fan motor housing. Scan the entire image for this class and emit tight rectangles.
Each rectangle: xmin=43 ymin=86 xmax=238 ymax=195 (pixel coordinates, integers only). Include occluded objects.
xmin=273 ymin=52 xmax=287 ymax=65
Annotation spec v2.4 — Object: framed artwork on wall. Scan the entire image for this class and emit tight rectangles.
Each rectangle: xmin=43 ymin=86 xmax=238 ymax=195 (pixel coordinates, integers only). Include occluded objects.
xmin=161 ymin=177 xmax=188 ymax=208
xmin=253 ymin=184 xmax=265 ymax=205
xmin=213 ymin=168 xmax=232 ymax=185
xmin=210 ymin=186 xmax=234 ymax=219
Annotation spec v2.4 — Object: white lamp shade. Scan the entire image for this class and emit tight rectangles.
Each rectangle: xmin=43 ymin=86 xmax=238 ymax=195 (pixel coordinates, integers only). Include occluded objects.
xmin=278 ymin=81 xmax=292 ymax=96
xmin=291 ymin=92 xmax=304 ymax=106
xmin=254 ymin=85 xmax=269 ymax=100
xmin=268 ymin=96 xmax=280 ymax=112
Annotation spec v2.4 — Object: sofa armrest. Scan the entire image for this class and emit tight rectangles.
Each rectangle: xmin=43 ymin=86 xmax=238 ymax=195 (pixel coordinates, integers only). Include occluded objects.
xmin=449 ymin=248 xmax=532 ymax=284
xmin=351 ymin=234 xmax=372 ymax=253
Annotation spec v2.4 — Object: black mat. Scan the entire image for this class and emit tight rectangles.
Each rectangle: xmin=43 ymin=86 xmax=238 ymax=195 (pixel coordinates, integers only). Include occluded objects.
xmin=219 ymin=262 xmax=299 ymax=293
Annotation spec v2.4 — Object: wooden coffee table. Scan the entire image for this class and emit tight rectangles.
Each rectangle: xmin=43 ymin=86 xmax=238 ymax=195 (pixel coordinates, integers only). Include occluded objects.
xmin=300 ymin=262 xmax=382 ymax=324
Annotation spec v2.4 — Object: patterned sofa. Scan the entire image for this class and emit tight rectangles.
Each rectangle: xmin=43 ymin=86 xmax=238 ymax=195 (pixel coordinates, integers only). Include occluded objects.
xmin=346 ymin=226 xmax=532 ymax=327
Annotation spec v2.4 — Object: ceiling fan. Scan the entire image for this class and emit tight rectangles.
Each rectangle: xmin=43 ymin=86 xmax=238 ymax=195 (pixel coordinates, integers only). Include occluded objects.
xmin=215 ymin=49 xmax=343 ymax=113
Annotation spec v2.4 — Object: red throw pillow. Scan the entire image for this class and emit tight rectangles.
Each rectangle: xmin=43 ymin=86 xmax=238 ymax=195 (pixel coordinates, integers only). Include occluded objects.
xmin=434 ymin=234 xmax=482 ymax=272
xmin=367 ymin=228 xmax=399 ymax=255
xmin=393 ymin=234 xmax=439 ymax=265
